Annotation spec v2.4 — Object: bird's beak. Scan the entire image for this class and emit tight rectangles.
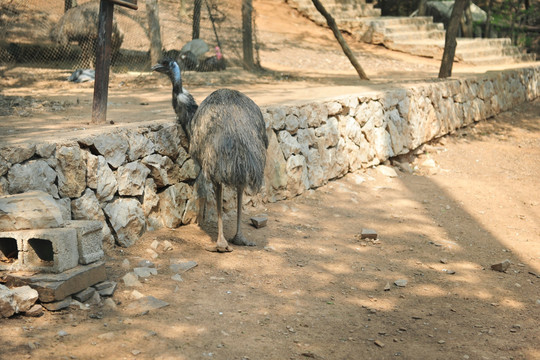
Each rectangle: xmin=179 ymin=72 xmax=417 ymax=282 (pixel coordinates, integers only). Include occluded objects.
xmin=151 ymin=63 xmax=165 ymax=73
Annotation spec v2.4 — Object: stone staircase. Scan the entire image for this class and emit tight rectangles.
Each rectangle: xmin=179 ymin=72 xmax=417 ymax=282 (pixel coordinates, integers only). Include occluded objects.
xmin=286 ymin=0 xmax=536 ymax=65
xmin=286 ymin=0 xmax=381 ymax=27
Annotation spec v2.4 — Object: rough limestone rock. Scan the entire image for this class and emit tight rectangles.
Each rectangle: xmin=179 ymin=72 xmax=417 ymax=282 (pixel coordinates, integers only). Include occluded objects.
xmin=142 ymin=154 xmax=180 ymax=188
xmin=85 ymin=152 xmax=99 ymax=189
xmin=127 ymin=132 xmax=155 ymax=161
xmin=178 ymin=158 xmax=200 ymax=182
xmin=297 ymin=128 xmax=317 ymax=153
xmin=0 ymin=177 xmax=8 ymax=196
xmin=340 ymin=115 xmax=364 ymax=145
xmin=11 ymin=286 xmax=39 ymax=313
xmin=143 ymin=178 xmax=162 ymax=231
xmin=149 ymin=124 xmax=180 ymax=160
xmin=286 ymin=154 xmax=309 ymax=197
xmin=93 ymin=156 xmax=118 ymax=202
xmin=36 ymin=142 xmax=56 ymax=158
xmin=104 ymin=198 xmax=145 ymax=247
xmin=92 ymin=132 xmax=129 ymax=168
xmin=71 ymin=188 xmax=114 ymax=245
xmin=142 ymin=178 xmax=159 ymax=216
xmin=0 ymin=144 xmax=36 ymax=164
xmin=56 ymin=144 xmax=86 ymax=198
xmin=7 ymin=160 xmax=58 ymax=198
xmin=326 ymin=101 xmax=343 ymax=116
xmin=263 ymin=130 xmax=288 ymax=202
xmin=305 ymin=103 xmax=328 ymax=128
xmin=267 ymin=106 xmax=286 ymax=131
xmin=0 ymin=191 xmax=64 ymax=231
xmin=304 ymin=147 xmax=325 ymax=188
xmin=175 ymin=146 xmax=190 ymax=167
xmin=355 ymin=100 xmax=383 ymax=127
xmin=278 ymin=131 xmax=301 ymax=159
xmin=321 ymin=140 xmax=348 ymax=180
xmin=117 ymin=161 xmax=151 ymax=196
xmin=0 ymin=288 xmax=16 ymax=318
xmin=0 ymin=157 xmax=10 ymax=177
xmin=55 ymin=197 xmax=72 ymax=221
xmin=158 ymin=182 xmax=192 ymax=228
xmin=386 ymin=108 xmax=410 ymax=155
xmin=315 ymin=117 xmax=340 ymax=149
xmin=182 ymin=194 xmax=200 ymax=225
xmin=284 ymin=114 xmax=300 ymax=134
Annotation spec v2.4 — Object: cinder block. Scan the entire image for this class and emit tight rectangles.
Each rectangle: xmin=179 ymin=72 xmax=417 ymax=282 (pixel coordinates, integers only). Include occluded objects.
xmin=0 ymin=233 xmax=23 ymax=271
xmin=64 ymin=220 xmax=104 ymax=265
xmin=21 ymin=228 xmax=79 ymax=273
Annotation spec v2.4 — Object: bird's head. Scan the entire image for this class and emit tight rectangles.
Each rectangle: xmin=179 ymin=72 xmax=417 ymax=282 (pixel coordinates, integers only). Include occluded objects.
xmin=152 ymin=58 xmax=181 ymax=82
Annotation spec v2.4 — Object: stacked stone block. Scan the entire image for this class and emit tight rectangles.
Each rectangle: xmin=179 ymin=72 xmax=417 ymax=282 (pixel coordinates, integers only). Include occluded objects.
xmin=0 ymin=192 xmax=104 ymax=273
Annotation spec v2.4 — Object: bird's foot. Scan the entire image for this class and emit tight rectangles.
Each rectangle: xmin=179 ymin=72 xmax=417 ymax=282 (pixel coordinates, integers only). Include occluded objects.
xmin=230 ymin=233 xmax=256 ymax=247
xmin=206 ymin=237 xmax=233 ymax=253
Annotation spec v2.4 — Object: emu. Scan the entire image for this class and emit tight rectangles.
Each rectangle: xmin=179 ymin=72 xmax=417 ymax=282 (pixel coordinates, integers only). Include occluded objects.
xmin=152 ymin=59 xmax=268 ymax=252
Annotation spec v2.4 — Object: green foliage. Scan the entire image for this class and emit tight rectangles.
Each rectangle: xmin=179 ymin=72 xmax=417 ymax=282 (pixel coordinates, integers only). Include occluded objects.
xmin=375 ymin=0 xmax=421 ymax=16
xmin=486 ymin=0 xmax=539 ymax=53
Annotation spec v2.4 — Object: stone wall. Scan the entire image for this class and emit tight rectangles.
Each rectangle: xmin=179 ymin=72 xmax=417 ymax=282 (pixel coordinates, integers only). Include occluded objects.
xmin=0 ymin=66 xmax=538 ymax=247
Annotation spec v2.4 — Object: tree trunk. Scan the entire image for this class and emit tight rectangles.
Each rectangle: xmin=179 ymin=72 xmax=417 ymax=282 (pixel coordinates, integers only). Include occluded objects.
xmin=438 ymin=0 xmax=469 ymax=78
xmin=146 ymin=0 xmax=162 ymax=65
xmin=484 ymin=0 xmax=494 ymax=37
xmin=242 ymin=0 xmax=255 ymax=70
xmin=311 ymin=0 xmax=369 ymax=80
xmin=418 ymin=0 xmax=427 ymax=16
xmin=192 ymin=0 xmax=202 ymax=39
xmin=510 ymin=0 xmax=524 ymax=45
xmin=461 ymin=0 xmax=473 ymax=38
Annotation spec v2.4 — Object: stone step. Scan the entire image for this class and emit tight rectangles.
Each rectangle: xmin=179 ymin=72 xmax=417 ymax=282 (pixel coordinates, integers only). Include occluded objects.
xmin=457 ymin=46 xmax=520 ymax=60
xmin=384 ymin=29 xmax=446 ymax=42
xmin=384 ymin=38 xmax=534 ymax=63
xmin=359 ymin=16 xmax=436 ymax=27
xmin=464 ymin=53 xmax=536 ymax=65
xmin=302 ymin=7 xmax=381 ymax=20
xmin=286 ymin=0 xmax=534 ymax=65
xmin=383 ymin=22 xmax=445 ymax=34
xmin=454 ymin=38 xmax=512 ymax=50
xmin=288 ymin=0 xmax=381 ymax=20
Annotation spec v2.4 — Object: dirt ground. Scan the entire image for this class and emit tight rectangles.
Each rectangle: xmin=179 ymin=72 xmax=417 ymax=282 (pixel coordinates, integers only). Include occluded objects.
xmin=1 ymin=0 xmax=539 ymax=359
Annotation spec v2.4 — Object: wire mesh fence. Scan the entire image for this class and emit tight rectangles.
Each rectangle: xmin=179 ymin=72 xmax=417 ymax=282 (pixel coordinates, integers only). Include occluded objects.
xmin=0 ymin=0 xmax=251 ymax=73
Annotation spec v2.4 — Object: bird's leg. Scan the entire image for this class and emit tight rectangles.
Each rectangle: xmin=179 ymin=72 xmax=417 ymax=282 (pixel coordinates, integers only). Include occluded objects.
xmin=230 ymin=186 xmax=256 ymax=247
xmin=208 ymin=183 xmax=232 ymax=253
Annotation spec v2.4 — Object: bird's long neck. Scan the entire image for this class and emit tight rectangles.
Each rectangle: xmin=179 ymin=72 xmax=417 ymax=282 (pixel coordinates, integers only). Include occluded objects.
xmin=169 ymin=62 xmax=197 ymax=142
xmin=169 ymin=62 xmax=183 ymax=97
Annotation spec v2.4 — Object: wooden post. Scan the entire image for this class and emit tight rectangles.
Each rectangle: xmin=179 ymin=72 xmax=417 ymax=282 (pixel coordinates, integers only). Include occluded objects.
xmin=242 ymin=0 xmax=255 ymax=70
xmin=91 ymin=0 xmax=137 ymax=124
xmin=146 ymin=0 xmax=162 ymax=65
xmin=192 ymin=0 xmax=202 ymax=39
xmin=92 ymin=0 xmax=115 ymax=124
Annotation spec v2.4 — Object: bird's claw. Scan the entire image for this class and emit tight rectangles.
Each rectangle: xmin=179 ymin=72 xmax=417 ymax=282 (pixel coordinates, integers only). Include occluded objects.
xmin=230 ymin=234 xmax=256 ymax=247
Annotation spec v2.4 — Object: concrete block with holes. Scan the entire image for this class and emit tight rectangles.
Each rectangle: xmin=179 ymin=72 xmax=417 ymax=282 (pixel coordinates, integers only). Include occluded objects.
xmin=0 ymin=234 xmax=24 ymax=271
xmin=64 ymin=220 xmax=104 ymax=265
xmin=0 ymin=228 xmax=79 ymax=273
